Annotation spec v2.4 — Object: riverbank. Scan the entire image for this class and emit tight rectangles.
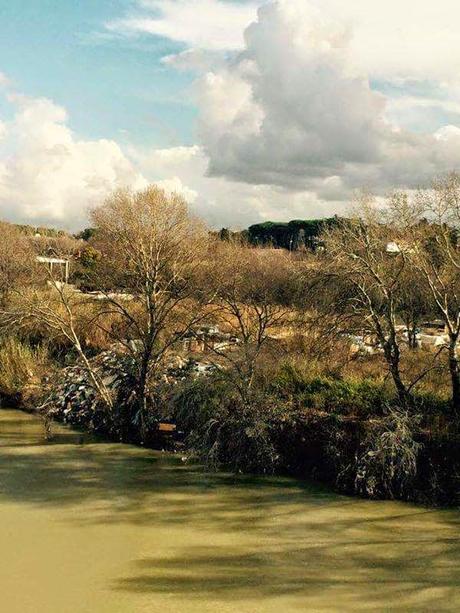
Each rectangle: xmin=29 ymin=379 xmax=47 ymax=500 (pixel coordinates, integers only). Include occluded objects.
xmin=172 ymin=373 xmax=460 ymax=507
xmin=6 ymin=353 xmax=460 ymax=508
xmin=1 ymin=407 xmax=460 ymax=613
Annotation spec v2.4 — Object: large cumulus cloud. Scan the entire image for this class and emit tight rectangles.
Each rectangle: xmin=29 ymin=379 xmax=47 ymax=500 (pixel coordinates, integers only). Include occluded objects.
xmin=0 ymin=87 xmax=345 ymax=231
xmin=4 ymin=0 xmax=460 ymax=230
xmin=0 ymin=90 xmax=341 ymax=230
xmin=195 ymin=0 xmax=460 ymax=199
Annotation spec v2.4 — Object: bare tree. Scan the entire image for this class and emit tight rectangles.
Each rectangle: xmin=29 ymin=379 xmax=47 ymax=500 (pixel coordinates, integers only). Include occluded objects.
xmin=0 ymin=222 xmax=38 ymax=306
xmin=3 ymin=280 xmax=114 ymax=410
xmin=396 ymin=265 xmax=432 ymax=350
xmin=322 ymin=193 xmax=413 ymax=407
xmin=0 ymin=220 xmax=114 ymax=407
xmin=90 ymin=186 xmax=211 ymax=434
xmin=206 ymin=242 xmax=295 ymax=406
xmin=404 ymin=173 xmax=460 ymax=415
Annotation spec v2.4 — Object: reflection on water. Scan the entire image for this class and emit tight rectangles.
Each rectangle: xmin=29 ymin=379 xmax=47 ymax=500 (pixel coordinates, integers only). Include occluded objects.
xmin=0 ymin=408 xmax=459 ymax=612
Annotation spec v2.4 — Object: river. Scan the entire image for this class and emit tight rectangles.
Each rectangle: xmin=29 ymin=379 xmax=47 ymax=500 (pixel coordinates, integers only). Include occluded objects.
xmin=0 ymin=408 xmax=459 ymax=612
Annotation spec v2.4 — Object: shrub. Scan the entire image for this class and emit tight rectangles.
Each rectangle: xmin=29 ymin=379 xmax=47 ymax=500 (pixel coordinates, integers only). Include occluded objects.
xmin=172 ymin=376 xmax=229 ymax=434
xmin=354 ymin=407 xmax=421 ymax=499
xmin=271 ymin=362 xmax=390 ymax=417
xmin=172 ymin=376 xmax=281 ymax=473
xmin=0 ymin=337 xmax=50 ymax=402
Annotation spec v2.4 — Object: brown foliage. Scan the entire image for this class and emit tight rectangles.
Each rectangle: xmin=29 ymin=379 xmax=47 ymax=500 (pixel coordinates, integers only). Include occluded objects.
xmin=0 ymin=222 xmax=39 ymax=305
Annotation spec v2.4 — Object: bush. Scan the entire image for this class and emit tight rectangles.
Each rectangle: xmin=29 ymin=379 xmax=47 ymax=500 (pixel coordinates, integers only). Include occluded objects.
xmin=172 ymin=366 xmax=425 ymax=486
xmin=0 ymin=337 xmax=50 ymax=402
xmin=172 ymin=377 xmax=281 ymax=473
xmin=354 ymin=407 xmax=421 ymax=499
xmin=271 ymin=363 xmax=390 ymax=417
xmin=172 ymin=376 xmax=229 ymax=435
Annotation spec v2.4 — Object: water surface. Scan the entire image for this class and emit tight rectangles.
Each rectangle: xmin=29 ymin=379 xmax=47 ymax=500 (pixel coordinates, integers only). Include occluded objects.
xmin=0 ymin=408 xmax=459 ymax=612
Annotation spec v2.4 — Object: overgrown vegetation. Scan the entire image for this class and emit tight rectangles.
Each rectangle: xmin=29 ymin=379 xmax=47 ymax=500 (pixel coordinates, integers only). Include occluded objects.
xmin=168 ymin=359 xmax=458 ymax=504
xmin=1 ymin=177 xmax=460 ymax=506
xmin=0 ymin=337 xmax=50 ymax=404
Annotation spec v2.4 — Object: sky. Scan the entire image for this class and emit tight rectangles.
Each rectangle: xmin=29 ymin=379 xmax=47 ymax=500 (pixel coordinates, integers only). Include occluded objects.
xmin=1 ymin=0 xmax=460 ymax=230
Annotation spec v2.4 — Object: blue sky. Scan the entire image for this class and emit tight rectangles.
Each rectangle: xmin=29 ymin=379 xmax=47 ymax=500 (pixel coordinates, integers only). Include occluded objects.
xmin=0 ymin=0 xmax=197 ymax=147
xmin=1 ymin=0 xmax=460 ymax=230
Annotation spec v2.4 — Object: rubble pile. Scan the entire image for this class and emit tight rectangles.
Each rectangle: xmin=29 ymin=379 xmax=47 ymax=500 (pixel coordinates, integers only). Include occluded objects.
xmin=43 ymin=350 xmax=218 ymax=436
xmin=45 ymin=351 xmax=136 ymax=433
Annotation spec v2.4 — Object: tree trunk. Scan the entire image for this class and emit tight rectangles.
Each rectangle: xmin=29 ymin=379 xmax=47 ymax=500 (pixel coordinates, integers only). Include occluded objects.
xmin=448 ymin=340 xmax=460 ymax=417
xmin=407 ymin=320 xmax=418 ymax=350
xmin=384 ymin=339 xmax=411 ymax=408
xmin=137 ymin=355 xmax=150 ymax=442
xmin=390 ymin=360 xmax=411 ymax=408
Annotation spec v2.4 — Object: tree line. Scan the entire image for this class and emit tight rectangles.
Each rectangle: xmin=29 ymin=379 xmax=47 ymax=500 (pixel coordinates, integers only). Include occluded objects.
xmin=217 ymin=217 xmax=337 ymax=250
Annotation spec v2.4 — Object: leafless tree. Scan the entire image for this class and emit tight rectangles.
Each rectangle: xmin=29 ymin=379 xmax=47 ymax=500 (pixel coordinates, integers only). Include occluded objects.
xmin=400 ymin=174 xmax=460 ymax=415
xmin=206 ymin=242 xmax=295 ymax=406
xmin=3 ymin=280 xmax=114 ymax=410
xmin=90 ymin=186 xmax=212 ymax=434
xmin=322 ymin=193 xmax=413 ymax=407
xmin=0 ymin=222 xmax=38 ymax=306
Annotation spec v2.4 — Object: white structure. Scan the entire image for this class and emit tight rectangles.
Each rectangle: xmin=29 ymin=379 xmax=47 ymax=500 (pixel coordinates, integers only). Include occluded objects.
xmin=36 ymin=256 xmax=70 ymax=283
xmin=386 ymin=241 xmax=401 ymax=255
xmin=418 ymin=333 xmax=449 ymax=348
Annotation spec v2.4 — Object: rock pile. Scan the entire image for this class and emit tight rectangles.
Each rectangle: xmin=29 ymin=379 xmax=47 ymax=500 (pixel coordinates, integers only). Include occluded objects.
xmin=45 ymin=351 xmax=136 ymax=433
xmin=43 ymin=349 xmax=217 ymax=436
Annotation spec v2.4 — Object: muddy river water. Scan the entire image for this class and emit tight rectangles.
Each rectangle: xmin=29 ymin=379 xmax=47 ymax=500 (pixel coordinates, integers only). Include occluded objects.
xmin=0 ymin=408 xmax=459 ymax=612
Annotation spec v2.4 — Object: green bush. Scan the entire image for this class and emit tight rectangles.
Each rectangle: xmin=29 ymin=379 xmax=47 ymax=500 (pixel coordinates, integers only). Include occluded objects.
xmin=172 ymin=376 xmax=230 ymax=434
xmin=271 ymin=363 xmax=389 ymax=416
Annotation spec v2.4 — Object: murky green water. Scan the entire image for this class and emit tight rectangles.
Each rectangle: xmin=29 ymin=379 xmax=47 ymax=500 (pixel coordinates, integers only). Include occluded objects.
xmin=0 ymin=409 xmax=459 ymax=612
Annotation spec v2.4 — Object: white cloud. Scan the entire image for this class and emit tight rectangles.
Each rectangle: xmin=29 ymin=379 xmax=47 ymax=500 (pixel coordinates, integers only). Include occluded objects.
xmin=130 ymin=144 xmax=346 ymax=228
xmin=191 ymin=0 xmax=460 ymax=198
xmin=105 ymin=0 xmax=460 ymax=199
xmin=161 ymin=48 xmax=229 ymax=72
xmin=0 ymin=94 xmax=147 ymax=229
xmin=435 ymin=125 xmax=460 ymax=141
xmin=107 ymin=0 xmax=460 ymax=85
xmin=101 ymin=0 xmax=460 ymax=208
xmin=106 ymin=0 xmax=258 ymax=51
xmin=0 ymin=89 xmax=338 ymax=231
xmin=155 ymin=175 xmax=198 ymax=202
xmin=306 ymin=0 xmax=460 ymax=83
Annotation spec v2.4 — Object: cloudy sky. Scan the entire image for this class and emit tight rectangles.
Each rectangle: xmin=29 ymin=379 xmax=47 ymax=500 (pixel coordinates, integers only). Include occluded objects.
xmin=1 ymin=0 xmax=460 ymax=230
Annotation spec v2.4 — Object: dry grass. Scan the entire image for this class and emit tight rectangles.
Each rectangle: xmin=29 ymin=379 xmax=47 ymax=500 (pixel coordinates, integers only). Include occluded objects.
xmin=0 ymin=337 xmax=50 ymax=398
xmin=266 ymin=325 xmax=452 ymax=403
